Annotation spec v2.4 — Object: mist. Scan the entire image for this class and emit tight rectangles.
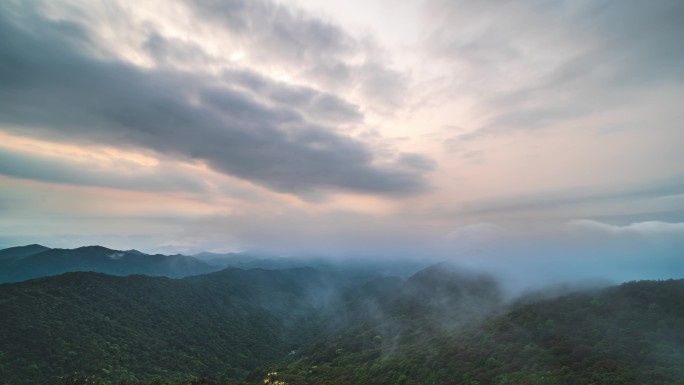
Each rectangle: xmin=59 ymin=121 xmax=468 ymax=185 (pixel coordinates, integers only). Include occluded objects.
xmin=3 ymin=214 xmax=682 ymax=296
xmin=143 ymin=211 xmax=681 ymax=296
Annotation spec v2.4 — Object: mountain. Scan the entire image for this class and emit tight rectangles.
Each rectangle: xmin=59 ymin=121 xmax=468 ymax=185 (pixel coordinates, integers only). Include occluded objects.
xmin=0 ymin=244 xmax=51 ymax=261
xmin=193 ymin=251 xmax=260 ymax=268
xmin=292 ymin=263 xmax=505 ymax=373
xmin=1 ymin=260 xmax=683 ymax=385
xmin=397 ymin=262 xmax=503 ymax=324
xmin=0 ymin=272 xmax=279 ymax=384
xmin=193 ymin=251 xmax=432 ymax=278
xmin=276 ymin=279 xmax=684 ymax=385
xmin=0 ymin=245 xmax=219 ymax=283
xmin=0 ymin=263 xmax=479 ymax=384
xmin=0 ymin=267 xmax=355 ymax=385
xmin=192 ymin=252 xmax=351 ymax=272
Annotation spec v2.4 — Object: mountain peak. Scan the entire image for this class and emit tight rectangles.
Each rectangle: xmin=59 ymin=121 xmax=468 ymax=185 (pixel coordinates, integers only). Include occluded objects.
xmin=125 ymin=249 xmax=146 ymax=255
xmin=74 ymin=245 xmax=117 ymax=253
xmin=0 ymin=244 xmax=51 ymax=261
xmin=407 ymin=261 xmax=499 ymax=290
xmin=400 ymin=262 xmax=503 ymax=323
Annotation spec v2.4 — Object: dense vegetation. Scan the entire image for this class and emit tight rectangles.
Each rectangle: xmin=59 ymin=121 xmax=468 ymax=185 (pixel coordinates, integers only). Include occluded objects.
xmin=1 ymin=253 xmax=683 ymax=385
xmin=272 ymin=279 xmax=684 ymax=385
xmin=0 ymin=268 xmax=367 ymax=385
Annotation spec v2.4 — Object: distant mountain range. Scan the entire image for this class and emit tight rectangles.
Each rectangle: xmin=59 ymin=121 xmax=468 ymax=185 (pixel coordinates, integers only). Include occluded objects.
xmin=0 ymin=244 xmax=432 ymax=284
xmin=0 ymin=244 xmax=218 ymax=283
xmin=191 ymin=250 xmax=432 ymax=277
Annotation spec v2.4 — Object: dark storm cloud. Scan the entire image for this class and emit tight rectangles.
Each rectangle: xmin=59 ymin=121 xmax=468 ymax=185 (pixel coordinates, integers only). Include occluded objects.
xmin=0 ymin=4 xmax=431 ymax=197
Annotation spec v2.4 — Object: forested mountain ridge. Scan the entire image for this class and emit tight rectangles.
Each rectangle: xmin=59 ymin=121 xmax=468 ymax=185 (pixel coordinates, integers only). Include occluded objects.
xmin=0 ymin=245 xmax=219 ymax=283
xmin=0 ymin=262 xmax=682 ymax=385
xmin=0 ymin=244 xmax=425 ymax=285
xmin=274 ymin=279 xmax=684 ymax=385
xmin=0 ymin=266 xmax=381 ymax=385
xmin=0 ymin=244 xmax=51 ymax=262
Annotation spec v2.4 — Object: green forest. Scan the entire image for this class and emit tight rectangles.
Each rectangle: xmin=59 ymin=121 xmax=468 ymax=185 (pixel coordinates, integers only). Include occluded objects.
xmin=1 ymin=261 xmax=683 ymax=385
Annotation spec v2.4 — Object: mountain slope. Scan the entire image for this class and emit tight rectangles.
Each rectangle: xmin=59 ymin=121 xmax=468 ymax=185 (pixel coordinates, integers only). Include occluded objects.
xmin=275 ymin=279 xmax=684 ymax=385
xmin=0 ymin=270 xmax=325 ymax=385
xmin=0 ymin=244 xmax=51 ymax=261
xmin=0 ymin=266 xmax=378 ymax=385
xmin=2 ymin=261 xmax=683 ymax=385
xmin=289 ymin=263 xmax=504 ymax=374
xmin=0 ymin=245 xmax=219 ymax=283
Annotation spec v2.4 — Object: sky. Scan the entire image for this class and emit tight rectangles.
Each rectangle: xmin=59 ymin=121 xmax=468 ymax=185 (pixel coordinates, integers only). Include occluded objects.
xmin=1 ymin=0 xmax=683 ymax=283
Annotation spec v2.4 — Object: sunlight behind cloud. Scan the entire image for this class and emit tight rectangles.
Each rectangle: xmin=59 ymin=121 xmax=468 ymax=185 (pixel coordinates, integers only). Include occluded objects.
xmin=0 ymin=131 xmax=159 ymax=168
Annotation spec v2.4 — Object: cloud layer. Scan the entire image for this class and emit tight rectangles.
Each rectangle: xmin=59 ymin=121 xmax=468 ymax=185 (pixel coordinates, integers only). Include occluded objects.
xmin=0 ymin=1 xmax=430 ymax=197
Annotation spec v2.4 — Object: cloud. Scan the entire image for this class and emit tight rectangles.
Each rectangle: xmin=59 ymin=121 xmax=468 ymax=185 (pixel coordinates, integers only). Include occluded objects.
xmin=0 ymin=2 xmax=431 ymax=198
xmin=0 ymin=144 xmax=268 ymax=201
xmin=567 ymin=219 xmax=684 ymax=237
xmin=445 ymin=223 xmax=511 ymax=245
xmin=169 ymin=209 xmax=447 ymax=258
xmin=423 ymin=0 xmax=684 ymax=140
xmin=435 ymin=174 xmax=684 ymax=224
xmin=0 ymin=146 xmax=204 ymax=194
xmin=185 ymin=0 xmax=411 ymax=114
xmin=164 ymin=213 xmax=684 ymax=293
xmin=354 ymin=62 xmax=410 ymax=114
xmin=143 ymin=32 xmax=216 ymax=69
xmin=222 ymin=69 xmax=363 ymax=124
xmin=441 ymin=219 xmax=684 ymax=292
xmin=187 ymin=0 xmax=358 ymax=65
